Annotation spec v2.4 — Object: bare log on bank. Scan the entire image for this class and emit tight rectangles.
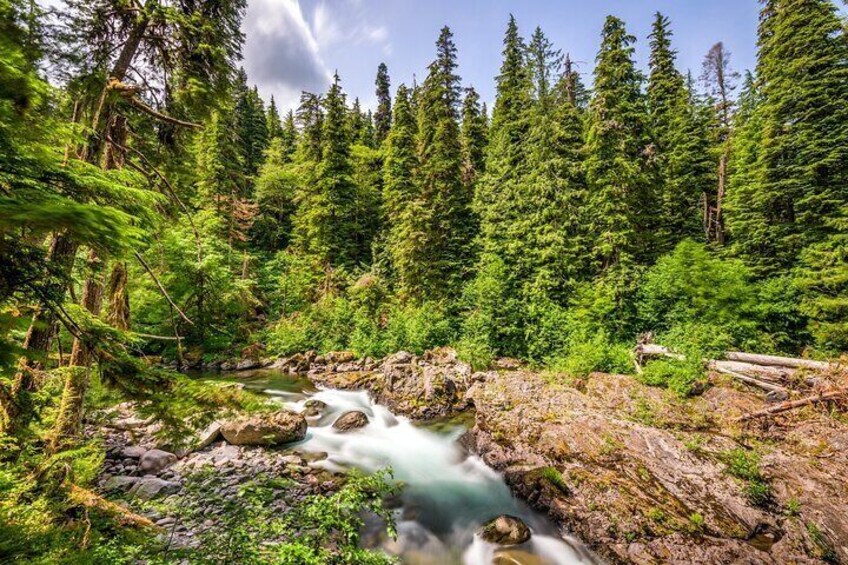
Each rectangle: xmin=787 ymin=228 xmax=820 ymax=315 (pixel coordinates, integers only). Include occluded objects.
xmin=724 ymin=351 xmax=835 ymax=372
xmin=735 ymin=389 xmax=848 ymax=422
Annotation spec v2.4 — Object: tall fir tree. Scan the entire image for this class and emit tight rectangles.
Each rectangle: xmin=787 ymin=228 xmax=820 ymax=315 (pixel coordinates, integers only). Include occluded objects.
xmin=293 ymin=73 xmax=357 ymax=267
xmin=266 ymin=95 xmax=283 ymax=140
xmin=382 ymin=85 xmax=421 ymax=295
xmin=647 ymin=13 xmax=705 ymax=248
xmin=280 ymin=110 xmax=298 ymax=162
xmin=460 ymin=86 xmax=488 ymax=188
xmin=409 ymin=26 xmax=472 ymax=300
xmin=233 ymin=72 xmax=269 ymax=177
xmin=374 ymin=62 xmax=392 ymax=145
xmin=585 ymin=15 xmax=653 ymax=271
xmin=727 ymin=0 xmax=848 ymax=276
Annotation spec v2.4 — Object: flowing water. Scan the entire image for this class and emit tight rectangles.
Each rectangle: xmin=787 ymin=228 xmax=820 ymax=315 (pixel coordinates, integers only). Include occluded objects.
xmin=221 ymin=369 xmax=598 ymax=565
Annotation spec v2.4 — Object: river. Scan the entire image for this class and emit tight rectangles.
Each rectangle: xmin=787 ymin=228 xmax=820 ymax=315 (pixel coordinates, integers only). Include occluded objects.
xmin=225 ymin=369 xmax=598 ymax=565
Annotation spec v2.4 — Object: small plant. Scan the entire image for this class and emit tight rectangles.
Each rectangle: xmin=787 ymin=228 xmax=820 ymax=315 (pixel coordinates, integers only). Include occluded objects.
xmin=721 ymin=448 xmax=772 ymax=507
xmin=785 ymin=498 xmax=801 ymax=517
xmin=687 ymin=512 xmax=705 ymax=534
xmin=539 ymin=466 xmax=569 ymax=493
xmin=806 ymin=522 xmax=838 ymax=563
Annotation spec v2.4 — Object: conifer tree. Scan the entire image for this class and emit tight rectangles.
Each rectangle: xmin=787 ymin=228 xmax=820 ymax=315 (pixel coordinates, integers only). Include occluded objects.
xmin=234 ymin=72 xmax=269 ymax=177
xmin=410 ymin=26 xmax=471 ymax=300
xmin=296 ymin=92 xmax=324 ymax=163
xmin=349 ymin=97 xmax=367 ymax=144
xmin=267 ymin=95 xmax=283 ymax=140
xmin=647 ymin=13 xmax=704 ymax=248
xmin=460 ymin=86 xmax=488 ymax=187
xmin=728 ymin=0 xmax=848 ymax=275
xmin=293 ymin=73 xmax=357 ymax=267
xmin=374 ymin=62 xmax=392 ymax=144
xmin=585 ymin=15 xmax=652 ymax=270
xmin=280 ymin=110 xmax=298 ymax=162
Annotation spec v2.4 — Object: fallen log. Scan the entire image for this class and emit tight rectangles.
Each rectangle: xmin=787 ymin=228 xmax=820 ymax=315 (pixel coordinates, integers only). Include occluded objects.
xmin=711 ymin=364 xmax=791 ymax=396
xmin=724 ymin=352 xmax=834 ymax=371
xmin=713 ymin=360 xmax=794 ymax=380
xmin=735 ymin=389 xmax=848 ymax=422
xmin=634 ymin=343 xmax=685 ymax=361
xmin=68 ymin=485 xmax=160 ymax=530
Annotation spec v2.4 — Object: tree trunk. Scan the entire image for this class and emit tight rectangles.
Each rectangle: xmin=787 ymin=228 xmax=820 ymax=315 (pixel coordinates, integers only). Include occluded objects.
xmin=50 ymin=249 xmax=106 ymax=451
xmin=2 ymin=10 xmax=149 ymax=436
xmin=106 ymin=261 xmax=131 ymax=331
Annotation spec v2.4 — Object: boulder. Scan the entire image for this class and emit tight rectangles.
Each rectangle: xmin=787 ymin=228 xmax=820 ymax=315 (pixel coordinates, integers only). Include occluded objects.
xmin=332 ymin=410 xmax=369 ymax=432
xmin=235 ymin=358 xmax=259 ymax=371
xmin=194 ymin=421 xmax=222 ymax=451
xmin=120 ymin=445 xmax=148 ymax=459
xmin=303 ymin=399 xmax=327 ymax=418
xmin=478 ymin=515 xmax=531 ymax=546
xmin=220 ymin=412 xmax=307 ymax=446
xmin=129 ymin=477 xmax=181 ymax=500
xmin=103 ymin=475 xmax=139 ymax=492
xmin=384 ymin=350 xmax=414 ymax=366
xmin=325 ymin=351 xmax=356 ymax=364
xmin=139 ymin=449 xmax=178 ymax=474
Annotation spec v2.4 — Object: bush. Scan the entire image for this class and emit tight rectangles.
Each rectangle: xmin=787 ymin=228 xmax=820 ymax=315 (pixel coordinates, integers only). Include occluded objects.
xmin=638 ymin=357 xmax=705 ymax=397
xmin=547 ymin=331 xmax=632 ymax=378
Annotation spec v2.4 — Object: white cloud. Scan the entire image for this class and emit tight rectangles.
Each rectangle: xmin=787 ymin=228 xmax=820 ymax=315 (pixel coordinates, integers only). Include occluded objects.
xmin=242 ymin=0 xmax=391 ymax=111
xmin=243 ymin=0 xmax=332 ymax=109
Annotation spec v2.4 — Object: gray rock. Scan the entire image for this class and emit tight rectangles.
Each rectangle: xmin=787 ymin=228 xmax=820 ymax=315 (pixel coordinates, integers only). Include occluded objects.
xmin=220 ymin=411 xmax=307 ymax=446
xmin=332 ymin=410 xmax=369 ymax=432
xmin=140 ymin=449 xmax=178 ymax=474
xmin=195 ymin=422 xmax=222 ymax=451
xmin=121 ymin=445 xmax=148 ymax=459
xmin=303 ymin=399 xmax=327 ymax=418
xmin=103 ymin=475 xmax=139 ymax=492
xmin=478 ymin=515 xmax=531 ymax=546
xmin=235 ymin=358 xmax=259 ymax=371
xmin=129 ymin=477 xmax=181 ymax=500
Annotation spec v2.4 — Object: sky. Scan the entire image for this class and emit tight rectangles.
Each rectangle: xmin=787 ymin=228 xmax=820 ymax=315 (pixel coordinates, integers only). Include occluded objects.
xmin=242 ymin=0 xmax=764 ymax=113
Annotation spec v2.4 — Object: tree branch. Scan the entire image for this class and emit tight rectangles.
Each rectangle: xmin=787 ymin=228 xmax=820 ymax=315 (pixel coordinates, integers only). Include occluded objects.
xmin=134 ymin=252 xmax=194 ymax=325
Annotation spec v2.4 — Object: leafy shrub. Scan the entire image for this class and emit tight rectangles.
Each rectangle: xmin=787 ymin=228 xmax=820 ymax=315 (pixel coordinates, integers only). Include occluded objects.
xmin=721 ymin=448 xmax=772 ymax=507
xmin=546 ymin=330 xmax=632 ymax=378
xmin=639 ymin=357 xmax=706 ymax=397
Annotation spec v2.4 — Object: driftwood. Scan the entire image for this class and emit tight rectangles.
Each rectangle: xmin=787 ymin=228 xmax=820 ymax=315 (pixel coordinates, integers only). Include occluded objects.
xmin=68 ymin=485 xmax=160 ymax=530
xmin=724 ymin=351 xmax=834 ymax=371
xmin=735 ymin=389 xmax=848 ymax=422
xmin=710 ymin=363 xmax=790 ymax=396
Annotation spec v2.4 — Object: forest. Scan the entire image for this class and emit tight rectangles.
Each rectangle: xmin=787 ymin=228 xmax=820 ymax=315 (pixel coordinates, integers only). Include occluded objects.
xmin=1 ymin=0 xmax=848 ymax=563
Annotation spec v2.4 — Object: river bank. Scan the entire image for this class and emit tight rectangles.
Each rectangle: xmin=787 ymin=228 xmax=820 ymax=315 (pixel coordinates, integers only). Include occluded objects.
xmin=91 ymin=348 xmax=847 ymax=564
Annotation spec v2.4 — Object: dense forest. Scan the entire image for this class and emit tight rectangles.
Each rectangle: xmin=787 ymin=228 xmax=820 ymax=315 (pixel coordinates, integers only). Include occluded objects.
xmin=2 ymin=0 xmax=848 ymax=562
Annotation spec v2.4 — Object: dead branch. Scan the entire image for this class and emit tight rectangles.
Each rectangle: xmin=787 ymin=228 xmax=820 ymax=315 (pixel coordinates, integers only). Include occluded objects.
xmin=735 ymin=389 xmax=848 ymax=422
xmin=133 ymin=251 xmax=193 ymax=325
xmin=724 ymin=351 xmax=834 ymax=372
xmin=68 ymin=485 xmax=160 ymax=530
xmin=711 ymin=363 xmax=791 ymax=396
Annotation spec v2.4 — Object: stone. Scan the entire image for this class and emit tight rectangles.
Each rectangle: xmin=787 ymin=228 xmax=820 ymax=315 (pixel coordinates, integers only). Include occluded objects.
xmin=477 ymin=515 xmax=531 ymax=546
xmin=139 ymin=449 xmax=178 ymax=474
xmin=103 ymin=475 xmax=139 ymax=492
xmin=220 ymin=411 xmax=307 ymax=446
xmin=384 ymin=350 xmax=414 ymax=365
xmin=492 ymin=549 xmax=546 ymax=565
xmin=129 ymin=477 xmax=181 ymax=500
xmin=235 ymin=358 xmax=259 ymax=371
xmin=303 ymin=399 xmax=327 ymax=418
xmin=325 ymin=351 xmax=356 ymax=364
xmin=332 ymin=410 xmax=369 ymax=432
xmin=121 ymin=445 xmax=148 ymax=459
xmin=194 ymin=422 xmax=222 ymax=451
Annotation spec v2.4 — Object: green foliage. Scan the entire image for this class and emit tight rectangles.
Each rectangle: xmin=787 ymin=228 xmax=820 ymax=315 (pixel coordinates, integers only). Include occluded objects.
xmin=547 ymin=331 xmax=632 ymax=378
xmin=639 ymin=358 xmax=705 ymax=397
xmin=721 ymin=448 xmax=772 ymax=507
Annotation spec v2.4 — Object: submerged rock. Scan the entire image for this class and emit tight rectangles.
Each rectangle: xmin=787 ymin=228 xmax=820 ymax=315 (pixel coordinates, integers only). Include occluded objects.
xmin=332 ymin=410 xmax=369 ymax=432
xmin=303 ymin=399 xmax=327 ymax=418
xmin=220 ymin=412 xmax=307 ymax=446
xmin=478 ymin=515 xmax=531 ymax=546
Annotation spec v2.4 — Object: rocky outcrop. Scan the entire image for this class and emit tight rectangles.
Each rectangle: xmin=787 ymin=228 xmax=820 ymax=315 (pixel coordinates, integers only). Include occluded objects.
xmin=220 ymin=411 xmax=307 ymax=446
xmin=478 ymin=515 xmax=532 ymax=546
xmin=332 ymin=410 xmax=369 ymax=431
xmin=465 ymin=369 xmax=848 ymax=564
xmin=308 ymin=347 xmax=474 ymax=419
xmin=139 ymin=449 xmax=178 ymax=474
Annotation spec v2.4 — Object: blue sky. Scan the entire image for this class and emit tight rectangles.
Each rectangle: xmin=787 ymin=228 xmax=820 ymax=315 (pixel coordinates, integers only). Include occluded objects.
xmin=242 ymin=0 xmax=763 ymax=112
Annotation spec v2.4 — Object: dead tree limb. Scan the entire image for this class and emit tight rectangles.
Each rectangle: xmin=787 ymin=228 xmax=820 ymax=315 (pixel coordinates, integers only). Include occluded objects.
xmin=711 ymin=363 xmax=791 ymax=395
xmin=133 ymin=252 xmax=193 ymax=325
xmin=724 ymin=352 xmax=834 ymax=371
xmin=735 ymin=389 xmax=848 ymax=422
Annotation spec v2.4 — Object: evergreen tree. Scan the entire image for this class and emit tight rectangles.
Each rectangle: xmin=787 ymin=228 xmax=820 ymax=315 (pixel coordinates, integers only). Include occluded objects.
xmin=728 ymin=0 xmax=848 ymax=275
xmin=280 ymin=110 xmax=298 ymax=162
xmin=374 ymin=62 xmax=392 ymax=144
xmin=293 ymin=73 xmax=357 ymax=267
xmin=410 ymin=26 xmax=471 ymax=300
xmin=234 ymin=72 xmax=269 ymax=177
xmin=585 ymin=15 xmax=652 ymax=270
xmin=348 ymin=97 xmax=368 ymax=144
xmin=267 ymin=95 xmax=283 ymax=140
xmin=460 ymin=86 xmax=487 ymax=187
xmin=382 ymin=85 xmax=420 ymax=295
xmin=296 ymin=92 xmax=324 ymax=163
xmin=647 ymin=13 xmax=705 ymax=248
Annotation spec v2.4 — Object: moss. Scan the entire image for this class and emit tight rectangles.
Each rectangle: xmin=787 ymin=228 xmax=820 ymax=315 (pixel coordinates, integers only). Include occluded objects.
xmin=720 ymin=448 xmax=772 ymax=507
xmin=539 ymin=466 xmax=569 ymax=494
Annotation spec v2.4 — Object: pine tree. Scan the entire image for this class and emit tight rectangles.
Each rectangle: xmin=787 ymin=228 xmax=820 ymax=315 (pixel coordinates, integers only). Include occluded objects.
xmin=374 ymin=62 xmax=392 ymax=144
xmin=460 ymin=86 xmax=487 ymax=187
xmin=409 ymin=26 xmax=471 ymax=300
xmin=585 ymin=15 xmax=652 ymax=270
xmin=728 ymin=0 xmax=848 ymax=275
xmin=293 ymin=73 xmax=357 ymax=267
xmin=296 ymin=92 xmax=324 ymax=163
xmin=280 ymin=110 xmax=298 ymax=162
xmin=233 ymin=72 xmax=269 ymax=177
xmin=647 ymin=12 xmax=704 ymax=248
xmin=382 ymin=84 xmax=420 ymax=295
xmin=348 ymin=97 xmax=367 ymax=144
xmin=267 ymin=95 xmax=283 ymax=140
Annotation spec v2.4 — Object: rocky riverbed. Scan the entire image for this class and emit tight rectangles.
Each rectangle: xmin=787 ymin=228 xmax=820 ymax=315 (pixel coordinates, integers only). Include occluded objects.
xmin=93 ymin=348 xmax=848 ymax=563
